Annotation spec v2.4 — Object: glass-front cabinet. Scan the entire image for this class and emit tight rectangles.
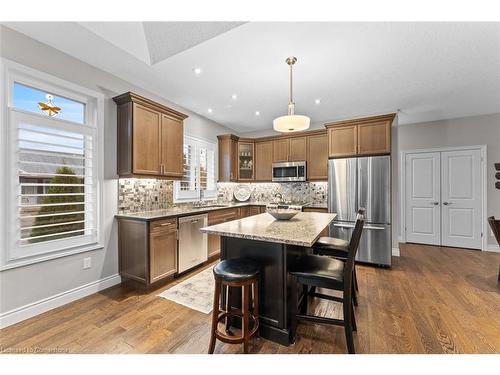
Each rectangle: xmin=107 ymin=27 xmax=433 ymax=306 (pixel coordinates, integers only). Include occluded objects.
xmin=238 ymin=142 xmax=254 ymax=180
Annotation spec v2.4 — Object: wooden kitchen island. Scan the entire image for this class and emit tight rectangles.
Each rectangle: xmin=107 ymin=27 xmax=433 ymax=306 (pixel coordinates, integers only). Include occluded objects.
xmin=200 ymin=211 xmax=336 ymax=346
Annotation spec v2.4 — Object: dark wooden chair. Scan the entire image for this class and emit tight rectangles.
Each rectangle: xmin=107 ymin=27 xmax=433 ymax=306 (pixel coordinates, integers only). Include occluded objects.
xmin=289 ymin=211 xmax=365 ymax=354
xmin=312 ymin=208 xmax=366 ymax=306
xmin=487 ymin=216 xmax=500 ymax=283
xmin=208 ymin=258 xmax=260 ymax=354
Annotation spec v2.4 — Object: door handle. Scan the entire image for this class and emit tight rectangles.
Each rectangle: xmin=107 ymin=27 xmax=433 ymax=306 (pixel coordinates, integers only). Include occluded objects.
xmin=431 ymin=201 xmax=439 ymax=205
xmin=443 ymin=202 xmax=452 ymax=206
xmin=364 ymin=226 xmax=386 ymax=230
xmin=333 ymin=223 xmax=355 ymax=229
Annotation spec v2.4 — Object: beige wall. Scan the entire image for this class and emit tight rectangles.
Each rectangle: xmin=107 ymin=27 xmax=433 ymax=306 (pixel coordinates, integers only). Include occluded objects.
xmin=397 ymin=113 xmax=500 ymax=247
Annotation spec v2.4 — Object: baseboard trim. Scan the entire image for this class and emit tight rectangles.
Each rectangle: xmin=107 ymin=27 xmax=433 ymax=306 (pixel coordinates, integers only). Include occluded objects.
xmin=486 ymin=244 xmax=500 ymax=253
xmin=0 ymin=273 xmax=121 ymax=329
xmin=392 ymin=247 xmax=400 ymax=257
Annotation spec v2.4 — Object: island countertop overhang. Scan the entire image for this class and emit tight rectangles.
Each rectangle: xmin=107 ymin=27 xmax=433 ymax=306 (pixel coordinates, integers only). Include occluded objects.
xmin=200 ymin=212 xmax=337 ymax=247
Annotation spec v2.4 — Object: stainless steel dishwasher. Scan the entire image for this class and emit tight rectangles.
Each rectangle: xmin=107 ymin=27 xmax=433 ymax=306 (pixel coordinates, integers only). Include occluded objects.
xmin=178 ymin=214 xmax=208 ymax=273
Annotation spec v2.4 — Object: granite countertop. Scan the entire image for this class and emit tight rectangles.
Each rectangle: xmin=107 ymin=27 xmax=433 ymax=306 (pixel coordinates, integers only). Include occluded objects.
xmin=115 ymin=202 xmax=251 ymax=221
xmin=200 ymin=212 xmax=336 ymax=247
xmin=115 ymin=201 xmax=327 ymax=221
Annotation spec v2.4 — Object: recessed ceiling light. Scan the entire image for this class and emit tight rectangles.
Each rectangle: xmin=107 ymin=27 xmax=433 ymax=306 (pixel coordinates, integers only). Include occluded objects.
xmin=207 ymin=108 xmax=213 ymax=114
xmin=231 ymin=94 xmax=238 ymax=100
xmin=255 ymin=111 xmax=260 ymax=116
xmin=315 ymin=98 xmax=321 ymax=105
xmin=192 ymin=67 xmax=202 ymax=75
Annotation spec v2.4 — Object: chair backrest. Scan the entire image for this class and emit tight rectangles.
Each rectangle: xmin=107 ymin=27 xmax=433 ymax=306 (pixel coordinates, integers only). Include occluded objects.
xmin=344 ymin=209 xmax=365 ymax=282
xmin=488 ymin=216 xmax=500 ymax=245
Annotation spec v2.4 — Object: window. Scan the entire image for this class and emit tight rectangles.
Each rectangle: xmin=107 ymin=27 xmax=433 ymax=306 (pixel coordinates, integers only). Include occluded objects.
xmin=3 ymin=60 xmax=103 ymax=263
xmin=174 ymin=136 xmax=216 ymax=202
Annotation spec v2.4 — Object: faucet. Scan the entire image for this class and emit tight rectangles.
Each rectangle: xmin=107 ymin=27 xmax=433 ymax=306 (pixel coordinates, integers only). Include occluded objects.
xmin=274 ymin=192 xmax=285 ymax=204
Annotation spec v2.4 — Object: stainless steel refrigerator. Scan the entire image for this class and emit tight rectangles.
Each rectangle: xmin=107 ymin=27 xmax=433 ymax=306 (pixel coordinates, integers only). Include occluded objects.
xmin=328 ymin=155 xmax=391 ymax=267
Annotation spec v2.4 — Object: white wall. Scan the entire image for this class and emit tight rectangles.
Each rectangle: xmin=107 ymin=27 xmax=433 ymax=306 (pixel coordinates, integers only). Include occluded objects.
xmin=0 ymin=25 xmax=233 ymax=326
xmin=397 ymin=113 xmax=500 ymax=248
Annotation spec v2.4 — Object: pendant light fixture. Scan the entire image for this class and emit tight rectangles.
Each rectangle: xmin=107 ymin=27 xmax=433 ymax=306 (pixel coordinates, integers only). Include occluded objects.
xmin=273 ymin=56 xmax=310 ymax=133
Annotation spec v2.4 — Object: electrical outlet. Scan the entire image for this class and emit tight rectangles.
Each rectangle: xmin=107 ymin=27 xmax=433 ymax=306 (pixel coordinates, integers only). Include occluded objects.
xmin=83 ymin=257 xmax=92 ymax=269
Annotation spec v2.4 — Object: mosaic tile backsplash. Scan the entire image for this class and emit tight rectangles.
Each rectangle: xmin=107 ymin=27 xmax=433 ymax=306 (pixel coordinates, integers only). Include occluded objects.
xmin=119 ymin=179 xmax=328 ymax=213
xmin=119 ymin=179 xmax=173 ymax=213
xmin=216 ymin=182 xmax=328 ymax=205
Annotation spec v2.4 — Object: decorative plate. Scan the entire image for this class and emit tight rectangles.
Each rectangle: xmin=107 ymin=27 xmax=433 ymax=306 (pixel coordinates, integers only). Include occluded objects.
xmin=233 ymin=184 xmax=251 ymax=202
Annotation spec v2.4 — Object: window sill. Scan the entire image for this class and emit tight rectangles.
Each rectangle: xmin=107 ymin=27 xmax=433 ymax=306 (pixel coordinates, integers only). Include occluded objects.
xmin=0 ymin=243 xmax=104 ymax=271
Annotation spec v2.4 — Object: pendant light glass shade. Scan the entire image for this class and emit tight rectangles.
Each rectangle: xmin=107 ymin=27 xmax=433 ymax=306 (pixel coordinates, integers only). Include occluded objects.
xmin=273 ymin=114 xmax=310 ymax=132
xmin=274 ymin=56 xmax=310 ymax=133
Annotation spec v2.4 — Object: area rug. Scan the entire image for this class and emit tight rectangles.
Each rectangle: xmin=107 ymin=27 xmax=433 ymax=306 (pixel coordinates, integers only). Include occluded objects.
xmin=158 ymin=267 xmax=214 ymax=314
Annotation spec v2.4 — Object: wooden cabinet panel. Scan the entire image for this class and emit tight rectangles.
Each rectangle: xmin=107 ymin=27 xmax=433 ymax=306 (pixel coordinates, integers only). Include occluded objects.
xmin=218 ymin=135 xmax=239 ymax=182
xmin=161 ymin=114 xmax=184 ymax=177
xmin=289 ymin=137 xmax=307 ymax=161
xmin=273 ymin=139 xmax=290 ymax=162
xmin=207 ymin=208 xmax=239 ymax=258
xmin=255 ymin=141 xmax=273 ymax=181
xmin=117 ymin=102 xmax=133 ymax=176
xmin=133 ymin=104 xmax=161 ymax=175
xmin=248 ymin=206 xmax=262 ymax=216
xmin=307 ymin=134 xmax=328 ymax=180
xmin=357 ymin=120 xmax=391 ymax=155
xmin=114 ymin=92 xmax=187 ymax=178
xmin=328 ymin=125 xmax=357 ymax=158
xmin=150 ymin=228 xmax=177 ymax=283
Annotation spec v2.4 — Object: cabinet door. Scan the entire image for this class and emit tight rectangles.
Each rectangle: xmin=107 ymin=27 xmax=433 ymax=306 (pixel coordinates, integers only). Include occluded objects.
xmin=218 ymin=137 xmax=238 ymax=182
xmin=255 ymin=141 xmax=273 ymax=181
xmin=248 ymin=206 xmax=262 ymax=216
xmin=328 ymin=125 xmax=357 ymax=158
xmin=289 ymin=137 xmax=307 ymax=161
xmin=133 ymin=104 xmax=161 ymax=175
xmin=207 ymin=209 xmax=238 ymax=258
xmin=357 ymin=120 xmax=391 ymax=155
xmin=307 ymin=133 xmax=328 ymax=180
xmin=161 ymin=114 xmax=184 ymax=177
xmin=149 ymin=228 xmax=177 ymax=283
xmin=273 ymin=139 xmax=290 ymax=162
xmin=238 ymin=142 xmax=254 ymax=181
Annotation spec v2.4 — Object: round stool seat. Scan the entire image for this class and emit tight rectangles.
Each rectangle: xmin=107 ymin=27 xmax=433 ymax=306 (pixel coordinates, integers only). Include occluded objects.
xmin=213 ymin=259 xmax=260 ymax=282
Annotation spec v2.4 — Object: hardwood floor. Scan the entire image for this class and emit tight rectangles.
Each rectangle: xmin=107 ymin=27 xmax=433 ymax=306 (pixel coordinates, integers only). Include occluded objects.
xmin=1 ymin=243 xmax=499 ymax=354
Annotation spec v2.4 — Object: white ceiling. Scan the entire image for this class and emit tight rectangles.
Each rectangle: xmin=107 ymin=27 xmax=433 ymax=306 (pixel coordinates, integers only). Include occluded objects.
xmin=4 ymin=22 xmax=500 ymax=133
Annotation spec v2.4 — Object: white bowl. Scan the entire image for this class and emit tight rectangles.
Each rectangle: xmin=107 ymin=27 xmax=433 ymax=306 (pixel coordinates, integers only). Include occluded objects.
xmin=266 ymin=204 xmax=301 ymax=220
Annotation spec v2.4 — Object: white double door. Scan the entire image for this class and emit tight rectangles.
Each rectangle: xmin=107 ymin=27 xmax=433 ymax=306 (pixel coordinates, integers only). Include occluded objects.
xmin=405 ymin=148 xmax=482 ymax=249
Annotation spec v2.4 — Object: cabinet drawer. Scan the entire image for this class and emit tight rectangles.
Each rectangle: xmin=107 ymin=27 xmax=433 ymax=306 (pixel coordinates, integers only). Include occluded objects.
xmin=150 ymin=218 xmax=177 ymax=232
xmin=208 ymin=208 xmax=239 ymax=224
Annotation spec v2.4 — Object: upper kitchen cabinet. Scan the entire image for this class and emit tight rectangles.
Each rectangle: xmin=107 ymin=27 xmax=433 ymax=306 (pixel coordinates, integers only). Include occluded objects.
xmin=272 ymin=138 xmax=290 ymax=162
xmin=307 ymin=133 xmax=328 ymax=180
xmin=289 ymin=136 xmax=307 ymax=161
xmin=238 ymin=141 xmax=255 ymax=181
xmin=255 ymin=141 xmax=273 ymax=181
xmin=113 ymin=92 xmax=188 ymax=178
xmin=217 ymin=134 xmax=239 ymax=182
xmin=325 ymin=113 xmax=396 ymax=158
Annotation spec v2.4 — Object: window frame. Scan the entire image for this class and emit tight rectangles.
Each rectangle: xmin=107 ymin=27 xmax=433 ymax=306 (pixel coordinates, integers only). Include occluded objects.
xmin=0 ymin=58 xmax=104 ymax=269
xmin=174 ymin=135 xmax=217 ymax=203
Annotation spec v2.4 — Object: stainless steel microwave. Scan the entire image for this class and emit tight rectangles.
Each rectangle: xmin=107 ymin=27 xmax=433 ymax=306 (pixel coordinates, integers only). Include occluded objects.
xmin=272 ymin=161 xmax=307 ymax=182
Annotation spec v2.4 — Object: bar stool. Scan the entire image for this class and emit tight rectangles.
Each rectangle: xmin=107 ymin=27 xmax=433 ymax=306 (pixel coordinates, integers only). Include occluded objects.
xmin=208 ymin=258 xmax=260 ymax=354
xmin=312 ymin=208 xmax=366 ymax=306
xmin=289 ymin=211 xmax=365 ymax=354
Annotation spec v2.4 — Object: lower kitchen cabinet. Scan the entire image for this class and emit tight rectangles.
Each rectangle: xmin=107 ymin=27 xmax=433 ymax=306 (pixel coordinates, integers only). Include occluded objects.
xmin=118 ymin=217 xmax=178 ymax=287
xmin=150 ymin=225 xmax=178 ymax=283
xmin=207 ymin=208 xmax=239 ymax=258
